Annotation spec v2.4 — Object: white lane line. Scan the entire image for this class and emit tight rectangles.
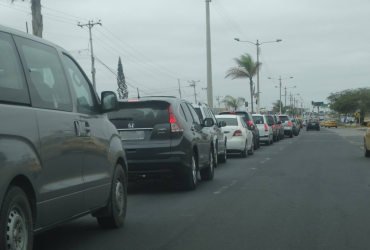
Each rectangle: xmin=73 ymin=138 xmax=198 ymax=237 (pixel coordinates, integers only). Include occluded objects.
xmin=260 ymin=158 xmax=270 ymax=164
xmin=250 ymin=168 xmax=256 ymax=170
xmin=214 ymin=180 xmax=237 ymax=194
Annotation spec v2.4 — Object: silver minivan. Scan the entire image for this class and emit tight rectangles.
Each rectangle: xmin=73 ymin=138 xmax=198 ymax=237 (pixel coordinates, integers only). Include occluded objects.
xmin=252 ymin=114 xmax=273 ymax=146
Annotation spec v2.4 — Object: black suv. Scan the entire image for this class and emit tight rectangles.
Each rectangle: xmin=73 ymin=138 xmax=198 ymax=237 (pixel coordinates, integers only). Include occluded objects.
xmin=307 ymin=118 xmax=320 ymax=131
xmin=218 ymin=111 xmax=260 ymax=149
xmin=108 ymin=97 xmax=216 ymax=190
xmin=0 ymin=25 xmax=127 ymax=249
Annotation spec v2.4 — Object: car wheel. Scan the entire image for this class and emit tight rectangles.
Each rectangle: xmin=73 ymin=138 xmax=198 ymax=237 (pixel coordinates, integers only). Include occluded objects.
xmin=218 ymin=143 xmax=227 ymax=163
xmin=200 ymin=147 xmax=215 ymax=181
xmin=257 ymin=137 xmax=261 ymax=148
xmin=289 ymin=131 xmax=293 ymax=138
xmin=181 ymin=152 xmax=198 ymax=190
xmin=365 ymin=141 xmax=370 ymax=157
xmin=213 ymin=145 xmax=218 ymax=168
xmin=273 ymin=134 xmax=277 ymax=142
xmin=317 ymin=128 xmax=320 ymax=131
xmin=306 ymin=128 xmax=309 ymax=131
xmin=0 ymin=186 xmax=34 ymax=250
xmin=248 ymin=139 xmax=254 ymax=155
xmin=241 ymin=141 xmax=248 ymax=157
xmin=97 ymin=164 xmax=127 ymax=228
xmin=277 ymin=133 xmax=280 ymax=141
xmin=254 ymin=136 xmax=258 ymax=150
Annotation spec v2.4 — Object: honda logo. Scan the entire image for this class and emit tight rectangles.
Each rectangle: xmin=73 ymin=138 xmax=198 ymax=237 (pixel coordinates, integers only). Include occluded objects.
xmin=128 ymin=123 xmax=135 ymax=129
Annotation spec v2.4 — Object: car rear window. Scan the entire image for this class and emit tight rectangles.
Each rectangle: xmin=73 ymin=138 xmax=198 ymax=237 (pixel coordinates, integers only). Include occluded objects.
xmin=194 ymin=107 xmax=203 ymax=121
xmin=219 ymin=112 xmax=250 ymax=122
xmin=217 ymin=117 xmax=238 ymax=126
xmin=108 ymin=101 xmax=170 ymax=129
xmin=279 ymin=116 xmax=289 ymax=121
xmin=252 ymin=116 xmax=264 ymax=124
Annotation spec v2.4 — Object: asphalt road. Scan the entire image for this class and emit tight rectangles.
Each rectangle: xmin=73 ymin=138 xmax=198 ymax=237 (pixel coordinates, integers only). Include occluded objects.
xmin=34 ymin=127 xmax=370 ymax=250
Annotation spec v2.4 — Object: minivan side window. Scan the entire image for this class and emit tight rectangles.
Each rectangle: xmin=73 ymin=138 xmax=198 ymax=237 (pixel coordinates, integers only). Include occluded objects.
xmin=63 ymin=55 xmax=98 ymax=114
xmin=180 ymin=103 xmax=193 ymax=123
xmin=0 ymin=32 xmax=30 ymax=104
xmin=15 ymin=36 xmax=72 ymax=111
xmin=187 ymin=104 xmax=201 ymax=124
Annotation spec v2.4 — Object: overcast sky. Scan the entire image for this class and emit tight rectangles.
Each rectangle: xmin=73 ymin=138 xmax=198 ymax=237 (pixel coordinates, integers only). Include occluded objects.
xmin=1 ymin=0 xmax=369 ymax=111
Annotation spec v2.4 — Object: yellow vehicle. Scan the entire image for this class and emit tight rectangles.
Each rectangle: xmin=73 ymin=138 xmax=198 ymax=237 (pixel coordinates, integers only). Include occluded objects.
xmin=320 ymin=121 xmax=326 ymax=127
xmin=326 ymin=121 xmax=337 ymax=128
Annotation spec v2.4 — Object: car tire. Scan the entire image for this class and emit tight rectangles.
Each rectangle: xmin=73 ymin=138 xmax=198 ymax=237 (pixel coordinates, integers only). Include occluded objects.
xmin=364 ymin=141 xmax=370 ymax=157
xmin=97 ymin=164 xmax=127 ymax=229
xmin=200 ymin=147 xmax=215 ymax=181
xmin=218 ymin=143 xmax=227 ymax=163
xmin=248 ymin=139 xmax=254 ymax=155
xmin=0 ymin=186 xmax=34 ymax=250
xmin=254 ymin=136 xmax=258 ymax=150
xmin=257 ymin=137 xmax=261 ymax=148
xmin=270 ymin=137 xmax=274 ymax=145
xmin=273 ymin=134 xmax=277 ymax=142
xmin=289 ymin=131 xmax=293 ymax=138
xmin=306 ymin=128 xmax=309 ymax=131
xmin=213 ymin=145 xmax=218 ymax=168
xmin=181 ymin=152 xmax=198 ymax=190
xmin=265 ymin=138 xmax=270 ymax=146
xmin=277 ymin=133 xmax=280 ymax=141
xmin=241 ymin=141 xmax=248 ymax=157
xmin=317 ymin=128 xmax=320 ymax=131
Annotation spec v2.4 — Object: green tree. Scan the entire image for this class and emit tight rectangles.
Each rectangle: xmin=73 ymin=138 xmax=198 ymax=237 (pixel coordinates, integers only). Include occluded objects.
xmin=222 ymin=95 xmax=246 ymax=111
xmin=272 ymin=100 xmax=288 ymax=114
xmin=117 ymin=57 xmax=128 ymax=99
xmin=11 ymin=0 xmax=43 ymax=38
xmin=225 ymin=53 xmax=261 ymax=113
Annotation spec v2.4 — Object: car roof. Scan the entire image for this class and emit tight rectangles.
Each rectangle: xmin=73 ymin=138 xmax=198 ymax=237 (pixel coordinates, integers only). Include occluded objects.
xmin=252 ymin=114 xmax=264 ymax=116
xmin=215 ymin=115 xmax=239 ymax=118
xmin=219 ymin=111 xmax=247 ymax=114
xmin=0 ymin=24 xmax=64 ymax=51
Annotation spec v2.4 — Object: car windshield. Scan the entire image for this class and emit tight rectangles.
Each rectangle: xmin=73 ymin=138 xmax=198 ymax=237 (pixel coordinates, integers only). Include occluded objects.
xmin=217 ymin=117 xmax=238 ymax=126
xmin=252 ymin=116 xmax=264 ymax=124
xmin=279 ymin=116 xmax=289 ymax=121
xmin=108 ymin=101 xmax=169 ymax=129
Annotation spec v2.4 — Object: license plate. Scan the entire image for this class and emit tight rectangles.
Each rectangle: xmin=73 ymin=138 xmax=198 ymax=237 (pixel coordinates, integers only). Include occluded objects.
xmin=120 ymin=131 xmax=145 ymax=140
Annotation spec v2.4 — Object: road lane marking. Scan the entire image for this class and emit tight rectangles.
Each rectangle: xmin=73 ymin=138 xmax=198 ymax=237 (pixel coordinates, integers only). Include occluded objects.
xmin=214 ymin=180 xmax=237 ymax=194
xmin=260 ymin=158 xmax=270 ymax=163
xmin=250 ymin=168 xmax=256 ymax=170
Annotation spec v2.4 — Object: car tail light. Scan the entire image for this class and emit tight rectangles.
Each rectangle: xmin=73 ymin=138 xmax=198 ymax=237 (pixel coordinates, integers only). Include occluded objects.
xmin=264 ymin=124 xmax=268 ymax=131
xmin=248 ymin=121 xmax=253 ymax=126
xmin=288 ymin=122 xmax=291 ymax=126
xmin=278 ymin=124 xmax=280 ymax=128
xmin=272 ymin=125 xmax=275 ymax=128
xmin=233 ymin=130 xmax=242 ymax=136
xmin=168 ymin=106 xmax=183 ymax=132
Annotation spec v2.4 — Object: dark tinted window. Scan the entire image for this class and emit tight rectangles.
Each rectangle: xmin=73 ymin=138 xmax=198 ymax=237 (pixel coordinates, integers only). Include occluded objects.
xmin=187 ymin=104 xmax=201 ymax=124
xmin=15 ymin=36 xmax=72 ymax=111
xmin=180 ymin=103 xmax=193 ymax=122
xmin=63 ymin=55 xmax=98 ymax=114
xmin=253 ymin=116 xmax=264 ymax=124
xmin=194 ymin=107 xmax=203 ymax=121
xmin=0 ymin=32 xmax=30 ymax=104
xmin=279 ymin=116 xmax=289 ymax=121
xmin=267 ymin=116 xmax=274 ymax=124
xmin=108 ymin=101 xmax=169 ymax=129
xmin=217 ymin=117 xmax=238 ymax=126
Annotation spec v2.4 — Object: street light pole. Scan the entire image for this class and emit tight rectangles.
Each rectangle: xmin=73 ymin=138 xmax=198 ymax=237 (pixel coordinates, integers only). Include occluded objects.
xmin=234 ymin=38 xmax=281 ymax=114
xmin=205 ymin=0 xmax=213 ymax=109
xmin=269 ymin=76 xmax=293 ymax=114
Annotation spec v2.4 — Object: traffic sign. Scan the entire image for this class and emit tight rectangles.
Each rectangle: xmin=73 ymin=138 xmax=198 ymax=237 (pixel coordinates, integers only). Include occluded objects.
xmin=354 ymin=112 xmax=359 ymax=117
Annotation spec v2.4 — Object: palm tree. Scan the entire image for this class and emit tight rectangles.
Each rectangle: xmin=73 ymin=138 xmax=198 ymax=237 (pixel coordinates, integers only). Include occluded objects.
xmin=225 ymin=53 xmax=262 ymax=113
xmin=222 ymin=95 xmax=246 ymax=111
xmin=11 ymin=0 xmax=43 ymax=38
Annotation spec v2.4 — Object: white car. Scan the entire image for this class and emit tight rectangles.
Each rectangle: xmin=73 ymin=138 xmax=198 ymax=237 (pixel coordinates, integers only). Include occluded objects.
xmin=215 ymin=115 xmax=254 ymax=157
xmin=252 ymin=114 xmax=274 ymax=146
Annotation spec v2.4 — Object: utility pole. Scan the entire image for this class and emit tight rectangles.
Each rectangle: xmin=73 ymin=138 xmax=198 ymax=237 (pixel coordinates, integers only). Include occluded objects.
xmin=279 ymin=76 xmax=282 ymax=114
xmin=78 ymin=20 xmax=102 ymax=90
xmin=205 ymin=0 xmax=213 ymax=109
xmin=178 ymin=79 xmax=181 ymax=98
xmin=256 ymin=40 xmax=260 ymax=114
xmin=189 ymin=80 xmax=200 ymax=104
xmin=215 ymin=95 xmax=223 ymax=110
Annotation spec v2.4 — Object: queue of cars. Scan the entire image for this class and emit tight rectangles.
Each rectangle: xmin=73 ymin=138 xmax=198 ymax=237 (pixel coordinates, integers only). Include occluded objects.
xmin=0 ymin=24 xmax=306 ymax=249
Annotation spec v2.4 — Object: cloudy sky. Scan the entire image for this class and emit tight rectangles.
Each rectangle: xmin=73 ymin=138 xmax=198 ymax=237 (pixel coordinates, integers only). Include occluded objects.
xmin=1 ymin=0 xmax=369 ymax=111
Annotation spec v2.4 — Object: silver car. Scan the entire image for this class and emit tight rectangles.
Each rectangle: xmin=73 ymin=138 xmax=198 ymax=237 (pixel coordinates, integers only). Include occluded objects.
xmin=252 ymin=114 xmax=274 ymax=146
xmin=278 ymin=115 xmax=296 ymax=138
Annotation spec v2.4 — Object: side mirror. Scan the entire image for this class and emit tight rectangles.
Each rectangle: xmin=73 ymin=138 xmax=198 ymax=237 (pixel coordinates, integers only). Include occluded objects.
xmin=219 ymin=121 xmax=226 ymax=127
xmin=203 ymin=118 xmax=214 ymax=127
xmin=250 ymin=125 xmax=255 ymax=130
xmin=101 ymin=91 xmax=119 ymax=113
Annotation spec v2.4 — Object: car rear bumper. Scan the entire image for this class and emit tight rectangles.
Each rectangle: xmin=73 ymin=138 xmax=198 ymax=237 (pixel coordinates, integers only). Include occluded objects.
xmin=227 ymin=138 xmax=246 ymax=152
xmin=259 ymin=135 xmax=270 ymax=142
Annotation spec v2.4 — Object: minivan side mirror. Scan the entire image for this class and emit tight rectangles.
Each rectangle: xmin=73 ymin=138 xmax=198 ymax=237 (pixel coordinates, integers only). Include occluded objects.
xmin=203 ymin=118 xmax=214 ymax=127
xmin=101 ymin=91 xmax=119 ymax=113
xmin=219 ymin=121 xmax=226 ymax=127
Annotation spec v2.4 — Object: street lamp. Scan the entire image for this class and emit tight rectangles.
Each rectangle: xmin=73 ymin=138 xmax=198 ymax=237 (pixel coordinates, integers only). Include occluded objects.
xmin=268 ymin=76 xmax=293 ymax=114
xmin=234 ymin=38 xmax=282 ymax=114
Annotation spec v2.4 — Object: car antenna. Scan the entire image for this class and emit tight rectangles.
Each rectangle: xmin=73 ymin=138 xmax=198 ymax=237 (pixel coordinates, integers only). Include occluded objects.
xmin=137 ymin=87 xmax=140 ymax=99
